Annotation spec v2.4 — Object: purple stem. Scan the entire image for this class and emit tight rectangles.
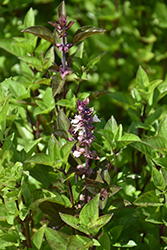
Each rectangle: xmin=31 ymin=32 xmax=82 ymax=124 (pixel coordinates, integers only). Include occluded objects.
xmin=62 ymin=36 xmax=66 ymax=72
xmin=84 ymin=129 xmax=89 ymax=203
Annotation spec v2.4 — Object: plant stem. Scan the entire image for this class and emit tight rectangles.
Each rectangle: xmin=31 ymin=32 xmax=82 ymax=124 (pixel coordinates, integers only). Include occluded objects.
xmin=62 ymin=36 xmax=66 ymax=72
xmin=68 ymin=180 xmax=74 ymax=206
xmin=25 ymin=213 xmax=32 ymax=248
xmin=75 ymin=79 xmax=83 ymax=97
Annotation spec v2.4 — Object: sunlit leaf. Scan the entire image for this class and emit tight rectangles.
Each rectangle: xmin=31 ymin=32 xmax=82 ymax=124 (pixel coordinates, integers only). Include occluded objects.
xmin=73 ymin=26 xmax=105 ymax=45
xmin=133 ymin=190 xmax=163 ymax=206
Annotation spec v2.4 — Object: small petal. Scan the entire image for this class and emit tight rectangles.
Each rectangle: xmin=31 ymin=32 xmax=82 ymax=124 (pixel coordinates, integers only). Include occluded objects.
xmin=93 ymin=114 xmax=101 ymax=122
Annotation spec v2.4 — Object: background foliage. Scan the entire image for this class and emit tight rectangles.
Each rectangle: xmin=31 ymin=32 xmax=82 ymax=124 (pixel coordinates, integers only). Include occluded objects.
xmin=1 ymin=0 xmax=167 ymax=249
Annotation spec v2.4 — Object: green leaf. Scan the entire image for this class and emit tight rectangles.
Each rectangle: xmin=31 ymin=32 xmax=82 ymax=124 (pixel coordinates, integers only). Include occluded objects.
xmin=21 ymin=25 xmax=54 ymax=44
xmin=104 ymin=115 xmax=118 ymax=132
xmin=108 ymin=225 xmax=123 ymax=243
xmin=35 ymin=40 xmax=51 ymax=58
xmin=102 ymin=169 xmax=110 ymax=185
xmin=136 ymin=66 xmax=149 ymax=88
xmin=113 ymin=240 xmax=137 ymax=248
xmin=153 ymin=158 xmax=167 ymax=169
xmin=32 ymin=226 xmax=45 ymax=250
xmin=73 ymin=26 xmax=105 ymax=45
xmin=145 ymin=212 xmax=162 ymax=224
xmin=119 ymin=133 xmax=141 ymax=142
xmin=56 ymin=99 xmax=76 ymax=108
xmin=89 ymin=214 xmax=113 ymax=236
xmin=161 ymin=236 xmax=167 ymax=244
xmin=152 ymin=167 xmax=166 ymax=191
xmin=131 ymin=141 xmax=159 ymax=159
xmin=19 ymin=55 xmax=41 ymax=68
xmin=97 ymin=129 xmax=114 ymax=147
xmin=80 ymin=194 xmax=100 ymax=226
xmin=45 ymin=227 xmax=68 ymax=250
xmin=21 ymin=179 xmax=32 ymax=206
xmin=157 ymin=115 xmax=167 ymax=138
xmin=144 ymin=136 xmax=167 ymax=151
xmin=67 ymin=235 xmax=93 ymax=250
xmin=73 ymin=42 xmax=84 ymax=59
xmin=133 ymin=190 xmax=163 ymax=207
xmin=148 ymin=79 xmax=163 ymax=94
xmin=145 ymin=107 xmax=162 ymax=126
xmin=97 ymin=232 xmax=110 ymax=250
xmin=60 ymin=141 xmax=76 ymax=163
xmin=57 ymin=109 xmax=71 ymax=131
xmin=108 ymin=92 xmax=134 ymax=105
xmin=60 ymin=213 xmax=88 ymax=235
xmin=86 ymin=51 xmax=107 ymax=72
xmin=108 ymin=199 xmax=131 ymax=210
xmin=0 ymin=38 xmax=27 ymax=57
xmin=24 ymin=138 xmax=42 ymax=154
xmin=24 ymin=8 xmax=35 ymax=39
xmin=25 ymin=153 xmax=53 ymax=166
xmin=0 ymin=95 xmax=10 ymax=132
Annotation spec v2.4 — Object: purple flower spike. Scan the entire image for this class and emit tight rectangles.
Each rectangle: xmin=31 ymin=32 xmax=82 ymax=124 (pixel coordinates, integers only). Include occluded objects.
xmin=69 ymin=97 xmax=100 ymax=159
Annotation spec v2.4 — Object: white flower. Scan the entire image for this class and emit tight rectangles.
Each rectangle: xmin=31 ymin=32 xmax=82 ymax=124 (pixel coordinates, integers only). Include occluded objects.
xmin=93 ymin=114 xmax=101 ymax=122
xmin=73 ymin=147 xmax=85 ymax=157
xmin=71 ymin=115 xmax=82 ymax=124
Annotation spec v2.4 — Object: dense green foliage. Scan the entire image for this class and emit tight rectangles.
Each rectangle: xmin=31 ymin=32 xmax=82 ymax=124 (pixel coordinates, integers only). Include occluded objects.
xmin=1 ymin=0 xmax=167 ymax=249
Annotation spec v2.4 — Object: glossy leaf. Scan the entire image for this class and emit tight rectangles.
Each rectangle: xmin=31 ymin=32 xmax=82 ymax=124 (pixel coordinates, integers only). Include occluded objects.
xmin=57 ymin=1 xmax=66 ymax=18
xmin=21 ymin=25 xmax=54 ymax=44
xmin=89 ymin=214 xmax=113 ymax=236
xmin=59 ymin=213 xmax=88 ymax=235
xmin=73 ymin=26 xmax=105 ymax=45
xmin=152 ymin=167 xmax=166 ymax=191
xmin=80 ymin=194 xmax=100 ymax=226
xmin=133 ymin=190 xmax=163 ymax=206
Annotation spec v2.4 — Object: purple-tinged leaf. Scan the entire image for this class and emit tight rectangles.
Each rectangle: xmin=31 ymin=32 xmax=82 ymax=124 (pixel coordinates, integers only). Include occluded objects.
xmin=54 ymin=129 xmax=69 ymax=140
xmin=21 ymin=25 xmax=54 ymax=44
xmin=57 ymin=1 xmax=66 ymax=19
xmin=73 ymin=26 xmax=105 ymax=45
xmin=51 ymin=74 xmax=65 ymax=97
xmin=66 ymin=20 xmax=77 ymax=30
xmin=45 ymin=227 xmax=68 ymax=250
xmin=57 ymin=109 xmax=71 ymax=131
